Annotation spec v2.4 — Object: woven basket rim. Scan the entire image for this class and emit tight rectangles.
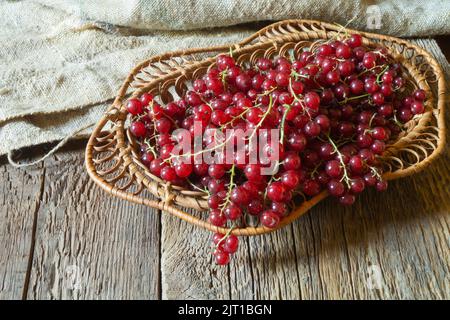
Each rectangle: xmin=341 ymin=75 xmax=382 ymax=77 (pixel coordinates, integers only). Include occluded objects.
xmin=85 ymin=19 xmax=446 ymax=236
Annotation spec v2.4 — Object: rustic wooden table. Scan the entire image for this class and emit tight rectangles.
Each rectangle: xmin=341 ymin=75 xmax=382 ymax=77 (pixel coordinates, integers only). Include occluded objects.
xmin=0 ymin=38 xmax=449 ymax=300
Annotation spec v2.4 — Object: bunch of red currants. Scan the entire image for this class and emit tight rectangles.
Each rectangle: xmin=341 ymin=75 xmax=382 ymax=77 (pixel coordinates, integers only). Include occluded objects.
xmin=126 ymin=33 xmax=427 ymax=265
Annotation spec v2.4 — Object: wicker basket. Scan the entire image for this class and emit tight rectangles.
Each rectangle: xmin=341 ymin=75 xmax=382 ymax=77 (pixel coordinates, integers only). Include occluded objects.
xmin=85 ymin=20 xmax=446 ymax=236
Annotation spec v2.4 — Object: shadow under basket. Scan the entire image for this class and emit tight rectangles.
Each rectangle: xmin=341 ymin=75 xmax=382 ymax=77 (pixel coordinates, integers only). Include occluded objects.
xmin=85 ymin=20 xmax=446 ymax=236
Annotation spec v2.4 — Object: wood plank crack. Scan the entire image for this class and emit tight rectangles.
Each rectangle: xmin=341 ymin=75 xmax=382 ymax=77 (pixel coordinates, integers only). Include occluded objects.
xmin=21 ymin=166 xmax=46 ymax=300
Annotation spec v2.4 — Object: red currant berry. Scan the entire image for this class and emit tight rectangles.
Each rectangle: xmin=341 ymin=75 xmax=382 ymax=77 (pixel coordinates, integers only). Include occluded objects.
xmin=327 ymin=179 xmax=345 ymax=197
xmin=339 ymin=193 xmax=356 ymax=205
xmin=349 ymin=155 xmax=364 ymax=174
xmin=130 ymin=121 xmax=146 ymax=137
xmin=248 ymin=199 xmax=264 ymax=215
xmin=139 ymin=93 xmax=153 ymax=106
xmin=283 ymin=152 xmax=301 ymax=170
xmin=413 ymin=89 xmax=426 ymax=101
xmin=281 ymin=170 xmax=300 ymax=189
xmin=214 ymin=249 xmax=230 ymax=265
xmin=336 ymin=44 xmax=352 ymax=59
xmin=209 ymin=209 xmax=227 ymax=227
xmin=160 ymin=166 xmax=177 ymax=182
xmin=266 ymin=182 xmax=287 ymax=202
xmin=174 ymin=162 xmax=193 ymax=178
xmin=126 ymin=99 xmax=144 ymax=115
xmin=224 ymin=204 xmax=242 ymax=220
xmin=376 ymin=180 xmax=388 ymax=191
xmin=350 ymin=178 xmax=365 ymax=194
xmin=347 ymin=34 xmax=362 ymax=48
xmin=208 ymin=164 xmax=226 ymax=179
xmin=302 ymin=179 xmax=321 ymax=196
xmin=411 ymin=100 xmax=424 ymax=115
xmin=304 ymin=92 xmax=321 ymax=110
xmin=325 ymin=160 xmax=343 ymax=178
xmin=261 ymin=210 xmax=280 ymax=228
xmin=223 ymin=235 xmax=239 ymax=253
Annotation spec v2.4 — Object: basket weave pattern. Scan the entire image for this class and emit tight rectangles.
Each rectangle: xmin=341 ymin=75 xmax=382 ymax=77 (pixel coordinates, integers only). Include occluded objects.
xmin=85 ymin=20 xmax=446 ymax=236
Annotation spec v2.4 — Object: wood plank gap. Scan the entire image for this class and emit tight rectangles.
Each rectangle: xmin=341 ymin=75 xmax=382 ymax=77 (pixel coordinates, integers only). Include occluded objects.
xmin=308 ymin=213 xmax=325 ymax=298
xmin=21 ymin=166 xmax=45 ymax=300
xmin=289 ymin=224 xmax=303 ymax=299
xmin=245 ymin=237 xmax=256 ymax=299
xmin=340 ymin=213 xmax=356 ymax=299
xmin=157 ymin=209 xmax=163 ymax=300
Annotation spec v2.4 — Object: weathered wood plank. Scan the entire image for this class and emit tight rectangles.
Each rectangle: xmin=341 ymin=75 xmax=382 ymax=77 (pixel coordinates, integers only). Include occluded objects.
xmin=160 ymin=39 xmax=449 ymax=300
xmin=0 ymin=161 xmax=44 ymax=299
xmin=26 ymin=150 xmax=161 ymax=299
xmin=161 ymin=209 xmax=232 ymax=299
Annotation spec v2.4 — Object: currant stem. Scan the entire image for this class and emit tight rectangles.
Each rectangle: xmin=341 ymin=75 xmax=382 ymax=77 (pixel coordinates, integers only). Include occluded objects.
xmin=144 ymin=139 xmax=158 ymax=158
xmin=187 ymin=178 xmax=209 ymax=194
xmin=219 ymin=164 xmax=236 ymax=213
xmin=214 ymin=225 xmax=235 ymax=250
xmin=279 ymin=104 xmax=291 ymax=144
xmin=376 ymin=65 xmax=389 ymax=84
xmin=339 ymin=93 xmax=370 ymax=105
xmin=327 ymin=134 xmax=352 ymax=188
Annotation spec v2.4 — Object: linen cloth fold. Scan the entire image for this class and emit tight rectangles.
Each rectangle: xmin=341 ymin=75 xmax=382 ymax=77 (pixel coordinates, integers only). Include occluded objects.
xmin=0 ymin=0 xmax=449 ymax=155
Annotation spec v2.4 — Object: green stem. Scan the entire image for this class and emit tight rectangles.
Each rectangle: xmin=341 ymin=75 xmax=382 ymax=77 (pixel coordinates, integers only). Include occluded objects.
xmin=215 ymin=226 xmax=235 ymax=249
xmin=376 ymin=65 xmax=389 ymax=84
xmin=327 ymin=134 xmax=352 ymax=188
xmin=339 ymin=93 xmax=370 ymax=105
xmin=247 ymin=95 xmax=274 ymax=142
xmin=219 ymin=164 xmax=236 ymax=213
xmin=144 ymin=139 xmax=157 ymax=158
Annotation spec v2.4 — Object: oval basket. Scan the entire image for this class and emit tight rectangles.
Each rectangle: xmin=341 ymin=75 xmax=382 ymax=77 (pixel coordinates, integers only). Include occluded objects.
xmin=85 ymin=20 xmax=446 ymax=236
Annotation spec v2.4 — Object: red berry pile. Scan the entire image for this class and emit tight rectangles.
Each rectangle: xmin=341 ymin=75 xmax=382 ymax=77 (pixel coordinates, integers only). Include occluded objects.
xmin=126 ymin=33 xmax=427 ymax=265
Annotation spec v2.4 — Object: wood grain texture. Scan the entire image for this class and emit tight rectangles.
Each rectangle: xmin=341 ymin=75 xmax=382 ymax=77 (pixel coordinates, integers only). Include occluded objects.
xmin=0 ymin=163 xmax=44 ymax=299
xmin=160 ymin=39 xmax=450 ymax=300
xmin=0 ymin=39 xmax=448 ymax=300
xmin=25 ymin=150 xmax=161 ymax=299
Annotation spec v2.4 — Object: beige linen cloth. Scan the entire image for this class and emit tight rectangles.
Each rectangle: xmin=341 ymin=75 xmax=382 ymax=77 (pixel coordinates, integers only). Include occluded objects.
xmin=1 ymin=0 xmax=449 ymax=157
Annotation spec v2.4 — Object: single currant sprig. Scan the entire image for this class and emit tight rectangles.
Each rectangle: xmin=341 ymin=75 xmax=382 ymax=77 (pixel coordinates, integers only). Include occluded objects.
xmin=326 ymin=134 xmax=352 ymax=188
xmin=143 ymin=138 xmax=158 ymax=158
xmin=213 ymin=226 xmax=235 ymax=250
